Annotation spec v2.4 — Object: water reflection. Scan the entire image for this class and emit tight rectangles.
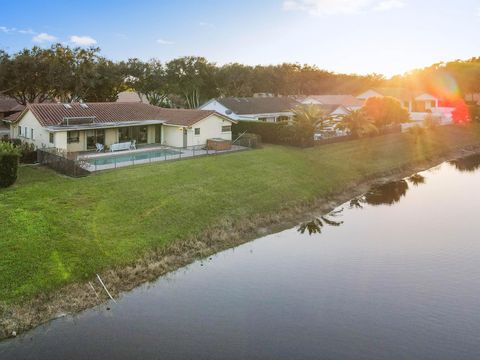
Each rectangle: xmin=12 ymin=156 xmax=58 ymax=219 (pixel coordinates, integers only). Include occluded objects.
xmin=449 ymin=153 xmax=480 ymax=172
xmin=409 ymin=174 xmax=425 ymax=186
xmin=298 ymin=209 xmax=344 ymax=235
xmin=364 ymin=180 xmax=409 ymax=206
xmin=300 ymin=175 xmax=426 ymax=235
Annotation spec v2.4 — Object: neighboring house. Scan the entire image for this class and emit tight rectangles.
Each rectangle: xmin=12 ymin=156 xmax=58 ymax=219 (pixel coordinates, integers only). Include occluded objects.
xmin=465 ymin=93 xmax=480 ymax=105
xmin=298 ymin=94 xmax=364 ymax=116
xmin=0 ymin=95 xmax=25 ymax=120
xmin=116 ymin=91 xmax=150 ymax=104
xmin=0 ymin=96 xmax=25 ymax=138
xmin=199 ymin=97 xmax=300 ymax=123
xmin=357 ymin=88 xmax=454 ymax=123
xmin=5 ymin=102 xmax=235 ymax=152
xmin=0 ymin=121 xmax=9 ymax=138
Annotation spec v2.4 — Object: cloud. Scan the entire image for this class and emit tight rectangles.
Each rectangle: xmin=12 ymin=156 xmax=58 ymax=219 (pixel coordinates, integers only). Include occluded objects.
xmin=0 ymin=26 xmax=16 ymax=33
xmin=373 ymin=0 xmax=405 ymax=11
xmin=157 ymin=38 xmax=174 ymax=45
xmin=70 ymin=35 xmax=97 ymax=46
xmin=18 ymin=29 xmax=36 ymax=35
xmin=283 ymin=0 xmax=405 ymax=15
xmin=32 ymin=32 xmax=58 ymax=43
xmin=199 ymin=21 xmax=215 ymax=28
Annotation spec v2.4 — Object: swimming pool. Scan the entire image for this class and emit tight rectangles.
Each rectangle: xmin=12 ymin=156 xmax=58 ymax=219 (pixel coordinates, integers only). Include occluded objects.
xmin=84 ymin=148 xmax=182 ymax=166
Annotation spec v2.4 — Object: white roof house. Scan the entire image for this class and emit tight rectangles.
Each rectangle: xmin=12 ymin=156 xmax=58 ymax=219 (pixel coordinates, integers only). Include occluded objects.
xmin=199 ymin=97 xmax=301 ymax=123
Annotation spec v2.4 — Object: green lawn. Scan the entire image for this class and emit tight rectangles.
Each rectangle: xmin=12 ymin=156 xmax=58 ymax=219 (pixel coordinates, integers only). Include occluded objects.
xmin=2 ymin=124 xmax=480 ymax=304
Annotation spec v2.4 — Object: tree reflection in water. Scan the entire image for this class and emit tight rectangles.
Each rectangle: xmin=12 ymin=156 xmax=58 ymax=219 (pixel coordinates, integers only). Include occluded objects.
xmin=363 ymin=180 xmax=409 ymax=206
xmin=409 ymin=174 xmax=425 ymax=186
xmin=298 ymin=209 xmax=344 ymax=235
xmin=299 ymin=175 xmax=427 ymax=235
xmin=449 ymin=154 xmax=480 ymax=172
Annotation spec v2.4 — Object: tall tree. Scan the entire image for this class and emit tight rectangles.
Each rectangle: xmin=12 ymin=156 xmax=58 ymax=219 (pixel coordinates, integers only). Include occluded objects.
xmin=362 ymin=96 xmax=410 ymax=128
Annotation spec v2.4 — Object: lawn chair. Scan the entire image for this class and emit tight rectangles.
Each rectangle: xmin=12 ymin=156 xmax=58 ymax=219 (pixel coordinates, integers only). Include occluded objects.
xmin=95 ymin=143 xmax=104 ymax=152
xmin=130 ymin=140 xmax=136 ymax=150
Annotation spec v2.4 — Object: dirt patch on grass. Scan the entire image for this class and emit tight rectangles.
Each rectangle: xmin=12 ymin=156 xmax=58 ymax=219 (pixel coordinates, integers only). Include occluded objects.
xmin=2 ymin=144 xmax=480 ymax=340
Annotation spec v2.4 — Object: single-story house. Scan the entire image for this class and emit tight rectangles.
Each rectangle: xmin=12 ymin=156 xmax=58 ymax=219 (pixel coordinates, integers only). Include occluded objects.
xmin=357 ymin=88 xmax=454 ymax=123
xmin=5 ymin=102 xmax=236 ymax=153
xmin=0 ymin=95 xmax=25 ymax=120
xmin=0 ymin=96 xmax=24 ymax=138
xmin=199 ymin=96 xmax=300 ymax=123
xmin=116 ymin=91 xmax=150 ymax=104
xmin=297 ymin=95 xmax=364 ymax=116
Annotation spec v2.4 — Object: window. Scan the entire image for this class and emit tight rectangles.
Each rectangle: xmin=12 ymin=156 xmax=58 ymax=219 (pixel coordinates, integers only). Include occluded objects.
xmin=258 ymin=117 xmax=267 ymax=122
xmin=49 ymin=133 xmax=54 ymax=144
xmin=119 ymin=126 xmax=148 ymax=144
xmin=30 ymin=128 xmax=34 ymax=140
xmin=194 ymin=128 xmax=200 ymax=135
xmin=86 ymin=129 xmax=105 ymax=150
xmin=67 ymin=131 xmax=80 ymax=144
xmin=18 ymin=126 xmax=22 ymax=137
xmin=221 ymin=125 xmax=231 ymax=132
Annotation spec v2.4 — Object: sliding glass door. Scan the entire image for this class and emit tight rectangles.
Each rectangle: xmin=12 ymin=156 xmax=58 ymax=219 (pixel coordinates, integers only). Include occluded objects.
xmin=118 ymin=126 xmax=148 ymax=144
xmin=86 ymin=129 xmax=105 ymax=150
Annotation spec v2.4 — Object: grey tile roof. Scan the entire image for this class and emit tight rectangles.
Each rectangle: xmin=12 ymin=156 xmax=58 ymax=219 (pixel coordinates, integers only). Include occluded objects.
xmin=215 ymin=97 xmax=300 ymax=115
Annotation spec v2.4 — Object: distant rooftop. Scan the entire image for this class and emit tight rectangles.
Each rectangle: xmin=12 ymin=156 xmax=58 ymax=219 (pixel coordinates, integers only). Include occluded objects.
xmin=214 ymin=97 xmax=300 ymax=115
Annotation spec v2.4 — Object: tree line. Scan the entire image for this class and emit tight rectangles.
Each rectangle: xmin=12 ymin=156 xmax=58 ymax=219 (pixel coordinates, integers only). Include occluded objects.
xmin=1 ymin=44 xmax=479 ymax=108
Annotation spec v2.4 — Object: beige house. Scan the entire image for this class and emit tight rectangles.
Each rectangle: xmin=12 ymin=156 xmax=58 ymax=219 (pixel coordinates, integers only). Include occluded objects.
xmin=6 ymin=102 xmax=235 ymax=153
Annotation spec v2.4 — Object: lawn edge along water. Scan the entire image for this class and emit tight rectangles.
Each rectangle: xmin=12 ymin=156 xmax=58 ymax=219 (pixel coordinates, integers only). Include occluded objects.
xmin=2 ymin=124 xmax=480 ymax=339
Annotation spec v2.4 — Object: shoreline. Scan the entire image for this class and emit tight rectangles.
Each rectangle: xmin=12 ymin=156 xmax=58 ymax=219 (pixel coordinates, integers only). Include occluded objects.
xmin=2 ymin=143 xmax=480 ymax=340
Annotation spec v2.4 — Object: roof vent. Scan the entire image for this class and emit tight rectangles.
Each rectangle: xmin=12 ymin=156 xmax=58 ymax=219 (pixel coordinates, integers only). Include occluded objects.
xmin=80 ymin=103 xmax=89 ymax=109
xmin=63 ymin=103 xmax=72 ymax=109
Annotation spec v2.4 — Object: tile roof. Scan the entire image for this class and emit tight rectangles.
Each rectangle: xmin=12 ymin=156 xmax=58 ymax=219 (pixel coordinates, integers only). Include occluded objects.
xmin=215 ymin=97 xmax=300 ymax=115
xmin=0 ymin=96 xmax=24 ymax=113
xmin=15 ymin=102 xmax=229 ymax=127
xmin=301 ymin=95 xmax=364 ymax=107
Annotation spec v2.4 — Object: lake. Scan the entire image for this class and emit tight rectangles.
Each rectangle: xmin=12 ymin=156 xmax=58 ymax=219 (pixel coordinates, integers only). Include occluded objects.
xmin=2 ymin=155 xmax=480 ymax=359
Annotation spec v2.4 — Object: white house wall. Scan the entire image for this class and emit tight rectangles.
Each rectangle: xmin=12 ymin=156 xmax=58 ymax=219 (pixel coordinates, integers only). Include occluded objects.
xmin=188 ymin=114 xmax=232 ymax=146
xmin=199 ymin=100 xmax=241 ymax=120
xmin=356 ymin=89 xmax=383 ymax=100
xmin=163 ymin=125 xmax=184 ymax=147
xmin=11 ymin=110 xmax=53 ymax=149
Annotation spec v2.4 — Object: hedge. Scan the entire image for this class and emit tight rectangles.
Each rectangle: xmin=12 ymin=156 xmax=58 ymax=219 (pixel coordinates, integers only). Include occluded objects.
xmin=0 ymin=142 xmax=20 ymax=188
xmin=232 ymin=121 xmax=314 ymax=148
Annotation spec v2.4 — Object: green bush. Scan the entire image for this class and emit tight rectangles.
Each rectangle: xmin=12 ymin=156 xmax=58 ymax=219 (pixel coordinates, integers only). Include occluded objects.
xmin=0 ymin=142 xmax=20 ymax=188
xmin=232 ymin=121 xmax=314 ymax=148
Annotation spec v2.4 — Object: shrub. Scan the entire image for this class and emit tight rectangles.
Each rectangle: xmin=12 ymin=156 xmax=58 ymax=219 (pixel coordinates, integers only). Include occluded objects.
xmin=423 ymin=114 xmax=441 ymax=130
xmin=18 ymin=142 xmax=37 ymax=163
xmin=468 ymin=105 xmax=480 ymax=122
xmin=406 ymin=125 xmax=426 ymax=143
xmin=0 ymin=142 xmax=20 ymax=188
xmin=232 ymin=121 xmax=314 ymax=148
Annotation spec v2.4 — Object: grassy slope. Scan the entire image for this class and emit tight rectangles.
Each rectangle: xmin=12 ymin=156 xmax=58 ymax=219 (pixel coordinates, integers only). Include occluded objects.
xmin=1 ymin=124 xmax=480 ymax=304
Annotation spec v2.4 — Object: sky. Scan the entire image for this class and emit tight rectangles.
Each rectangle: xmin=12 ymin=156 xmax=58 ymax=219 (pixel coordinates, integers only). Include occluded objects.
xmin=0 ymin=0 xmax=479 ymax=77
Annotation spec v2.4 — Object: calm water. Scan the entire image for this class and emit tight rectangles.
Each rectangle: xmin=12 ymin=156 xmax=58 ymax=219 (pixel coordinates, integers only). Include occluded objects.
xmin=2 ymin=155 xmax=480 ymax=360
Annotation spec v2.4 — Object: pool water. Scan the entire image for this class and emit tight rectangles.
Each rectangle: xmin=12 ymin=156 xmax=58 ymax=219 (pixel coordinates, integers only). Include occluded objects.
xmin=85 ymin=149 xmax=181 ymax=166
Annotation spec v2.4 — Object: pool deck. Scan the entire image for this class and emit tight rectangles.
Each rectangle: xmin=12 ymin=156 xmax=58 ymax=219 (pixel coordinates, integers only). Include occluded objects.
xmin=77 ymin=144 xmax=248 ymax=172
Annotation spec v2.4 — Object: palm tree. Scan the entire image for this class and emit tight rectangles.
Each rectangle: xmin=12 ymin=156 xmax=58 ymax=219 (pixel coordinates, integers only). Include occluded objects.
xmin=291 ymin=104 xmax=331 ymax=132
xmin=336 ymin=109 xmax=378 ymax=138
